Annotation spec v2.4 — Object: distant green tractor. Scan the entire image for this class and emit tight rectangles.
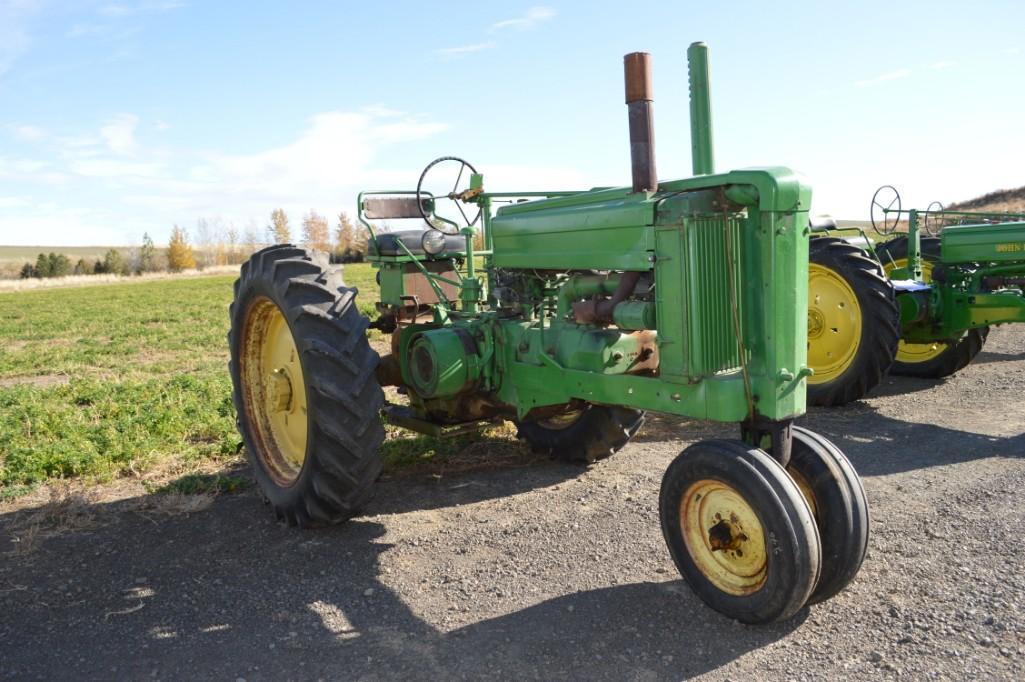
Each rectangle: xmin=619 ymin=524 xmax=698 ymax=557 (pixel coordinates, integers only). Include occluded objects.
xmin=805 ymin=186 xmax=1025 ymax=406
xmin=228 ymin=44 xmax=869 ymax=624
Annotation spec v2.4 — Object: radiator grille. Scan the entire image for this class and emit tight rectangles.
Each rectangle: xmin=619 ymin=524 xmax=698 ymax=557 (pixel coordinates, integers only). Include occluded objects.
xmin=683 ymin=215 xmax=745 ymax=376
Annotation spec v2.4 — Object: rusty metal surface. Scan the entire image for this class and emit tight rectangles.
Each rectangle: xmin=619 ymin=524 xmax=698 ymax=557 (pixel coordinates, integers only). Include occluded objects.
xmin=363 ymin=197 xmax=430 ymax=220
xmin=623 ymin=52 xmax=653 ymax=103
xmin=403 ymin=261 xmax=459 ymax=306
xmin=624 ymin=53 xmax=657 ymax=193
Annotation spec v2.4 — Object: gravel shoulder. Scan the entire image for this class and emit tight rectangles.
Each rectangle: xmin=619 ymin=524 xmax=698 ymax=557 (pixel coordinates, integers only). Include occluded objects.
xmin=2 ymin=328 xmax=1024 ymax=680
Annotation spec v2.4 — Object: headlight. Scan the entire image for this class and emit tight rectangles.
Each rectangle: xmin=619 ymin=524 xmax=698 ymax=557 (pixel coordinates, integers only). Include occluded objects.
xmin=421 ymin=229 xmax=447 ymax=256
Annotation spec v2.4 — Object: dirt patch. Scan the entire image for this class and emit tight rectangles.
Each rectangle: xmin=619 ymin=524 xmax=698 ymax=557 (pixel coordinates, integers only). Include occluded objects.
xmin=0 ymin=373 xmax=71 ymax=389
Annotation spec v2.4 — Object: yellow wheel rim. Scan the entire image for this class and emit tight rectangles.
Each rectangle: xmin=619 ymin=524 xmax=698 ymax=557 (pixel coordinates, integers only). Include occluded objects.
xmin=240 ymin=297 xmax=309 ymax=486
xmin=883 ymin=258 xmax=948 ymax=363
xmin=807 ymin=263 xmax=863 ymax=384
xmin=680 ymin=479 xmax=768 ymax=596
xmin=537 ymin=409 xmax=584 ymax=430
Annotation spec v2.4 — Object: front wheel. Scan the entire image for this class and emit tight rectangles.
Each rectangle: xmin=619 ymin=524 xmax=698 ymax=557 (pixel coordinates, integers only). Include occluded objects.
xmin=787 ymin=427 xmax=869 ymax=604
xmin=659 ymin=440 xmax=821 ymax=624
xmin=228 ymin=245 xmax=385 ymax=527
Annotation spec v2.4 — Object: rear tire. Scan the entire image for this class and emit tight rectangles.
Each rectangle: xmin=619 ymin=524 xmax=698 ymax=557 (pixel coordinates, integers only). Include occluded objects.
xmin=515 ymin=405 xmax=645 ymax=464
xmin=807 ymin=237 xmax=900 ymax=407
xmin=875 ymin=237 xmax=989 ymax=378
xmin=229 ymin=244 xmax=385 ymax=527
xmin=659 ymin=440 xmax=821 ymax=624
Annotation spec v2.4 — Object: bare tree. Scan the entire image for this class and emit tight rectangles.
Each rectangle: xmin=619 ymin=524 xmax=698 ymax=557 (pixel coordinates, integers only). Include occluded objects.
xmin=268 ymin=208 xmax=291 ymax=244
xmin=301 ymin=210 xmax=331 ymax=252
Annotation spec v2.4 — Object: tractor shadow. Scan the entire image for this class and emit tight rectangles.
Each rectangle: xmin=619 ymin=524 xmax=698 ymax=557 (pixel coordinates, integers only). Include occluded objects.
xmin=0 ymin=495 xmax=804 ymax=680
xmin=629 ymin=400 xmax=1023 ymax=479
xmin=971 ymin=348 xmax=1025 ymax=365
xmin=799 ymin=403 xmax=1025 ymax=477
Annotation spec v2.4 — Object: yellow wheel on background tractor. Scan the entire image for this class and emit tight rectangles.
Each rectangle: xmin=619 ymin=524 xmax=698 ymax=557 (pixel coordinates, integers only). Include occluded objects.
xmin=229 ymin=244 xmax=385 ymax=527
xmin=876 ymin=236 xmax=988 ymax=378
xmin=659 ymin=439 xmax=821 ymax=624
xmin=806 ymin=237 xmax=899 ymax=407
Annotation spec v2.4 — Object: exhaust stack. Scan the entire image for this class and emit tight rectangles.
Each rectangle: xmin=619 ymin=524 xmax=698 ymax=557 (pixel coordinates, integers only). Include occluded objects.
xmin=687 ymin=42 xmax=714 ymax=176
xmin=623 ymin=52 xmax=657 ymax=193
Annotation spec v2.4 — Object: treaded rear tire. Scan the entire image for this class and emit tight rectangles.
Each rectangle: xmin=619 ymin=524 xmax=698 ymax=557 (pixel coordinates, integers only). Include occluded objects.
xmin=515 ymin=405 xmax=645 ymax=464
xmin=229 ymin=244 xmax=385 ymax=527
xmin=875 ymin=236 xmax=989 ymax=378
xmin=807 ymin=237 xmax=900 ymax=407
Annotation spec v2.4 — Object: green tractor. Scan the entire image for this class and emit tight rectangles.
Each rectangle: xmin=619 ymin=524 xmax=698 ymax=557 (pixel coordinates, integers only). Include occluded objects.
xmin=228 ymin=44 xmax=869 ymax=624
xmin=805 ymin=185 xmax=1025 ymax=406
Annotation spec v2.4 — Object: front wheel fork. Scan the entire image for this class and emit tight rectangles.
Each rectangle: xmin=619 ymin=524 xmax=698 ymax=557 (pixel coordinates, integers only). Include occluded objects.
xmin=740 ymin=416 xmax=793 ymax=467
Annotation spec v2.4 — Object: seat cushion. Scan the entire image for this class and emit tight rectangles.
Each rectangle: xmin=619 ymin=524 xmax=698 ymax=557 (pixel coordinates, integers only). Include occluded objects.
xmin=371 ymin=230 xmax=465 ymax=256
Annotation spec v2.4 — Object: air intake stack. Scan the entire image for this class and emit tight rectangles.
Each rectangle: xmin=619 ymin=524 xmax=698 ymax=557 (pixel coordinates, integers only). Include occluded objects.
xmin=687 ymin=41 xmax=715 ymax=176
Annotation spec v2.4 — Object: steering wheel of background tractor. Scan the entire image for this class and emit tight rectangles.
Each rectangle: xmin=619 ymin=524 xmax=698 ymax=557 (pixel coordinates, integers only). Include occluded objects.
xmin=870 ymin=185 xmax=902 ymax=236
xmin=416 ymin=156 xmax=482 ymax=234
xmin=924 ymin=200 xmax=945 ymax=236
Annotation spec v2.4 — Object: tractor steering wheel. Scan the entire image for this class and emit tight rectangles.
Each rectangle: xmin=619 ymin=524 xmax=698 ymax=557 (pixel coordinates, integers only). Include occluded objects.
xmin=416 ymin=156 xmax=482 ymax=234
xmin=870 ymin=185 xmax=902 ymax=236
xmin=924 ymin=200 xmax=944 ymax=236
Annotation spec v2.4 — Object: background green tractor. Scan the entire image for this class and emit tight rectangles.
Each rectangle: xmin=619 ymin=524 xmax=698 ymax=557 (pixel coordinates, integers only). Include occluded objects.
xmin=805 ymin=186 xmax=1025 ymax=406
xmin=228 ymin=44 xmax=869 ymax=624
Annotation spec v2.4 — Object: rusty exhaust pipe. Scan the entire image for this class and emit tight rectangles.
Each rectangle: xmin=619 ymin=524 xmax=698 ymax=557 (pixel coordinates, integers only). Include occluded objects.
xmin=624 ymin=52 xmax=657 ymax=193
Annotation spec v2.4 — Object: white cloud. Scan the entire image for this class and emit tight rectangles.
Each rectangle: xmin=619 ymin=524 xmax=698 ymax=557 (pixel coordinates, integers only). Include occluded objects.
xmin=490 ymin=6 xmax=555 ymax=32
xmin=8 ymin=124 xmax=46 ymax=141
xmin=153 ymin=120 xmax=171 ymax=131
xmin=435 ymin=42 xmax=496 ymax=58
xmin=930 ymin=61 xmax=956 ymax=71
xmin=100 ymin=114 xmax=139 ymax=155
xmin=855 ymin=68 xmax=912 ymax=88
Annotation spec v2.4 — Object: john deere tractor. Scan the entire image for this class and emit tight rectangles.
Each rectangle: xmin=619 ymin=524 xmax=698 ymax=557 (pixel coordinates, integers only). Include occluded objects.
xmin=228 ymin=44 xmax=869 ymax=624
xmin=805 ymin=185 xmax=1025 ymax=406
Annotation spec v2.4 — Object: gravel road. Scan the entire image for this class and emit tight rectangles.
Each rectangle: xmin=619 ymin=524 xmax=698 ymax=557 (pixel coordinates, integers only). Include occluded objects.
xmin=2 ymin=327 xmax=1024 ymax=680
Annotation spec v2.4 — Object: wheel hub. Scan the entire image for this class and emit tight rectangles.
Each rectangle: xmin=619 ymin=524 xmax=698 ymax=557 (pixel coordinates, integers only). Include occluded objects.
xmin=807 ymin=309 xmax=825 ymax=339
xmin=681 ymin=480 xmax=768 ymax=596
xmin=268 ymin=368 xmax=293 ymax=412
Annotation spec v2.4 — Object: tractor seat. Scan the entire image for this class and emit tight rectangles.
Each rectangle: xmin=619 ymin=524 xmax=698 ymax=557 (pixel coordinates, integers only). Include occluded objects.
xmin=371 ymin=230 xmax=466 ymax=257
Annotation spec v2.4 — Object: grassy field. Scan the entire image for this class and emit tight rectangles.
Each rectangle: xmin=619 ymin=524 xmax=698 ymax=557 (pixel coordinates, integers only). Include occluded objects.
xmin=0 ymin=262 xmax=515 ymax=500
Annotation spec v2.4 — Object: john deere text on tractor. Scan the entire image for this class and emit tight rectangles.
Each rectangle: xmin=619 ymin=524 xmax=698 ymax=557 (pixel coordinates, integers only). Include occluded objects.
xmin=228 ymin=43 xmax=869 ymax=624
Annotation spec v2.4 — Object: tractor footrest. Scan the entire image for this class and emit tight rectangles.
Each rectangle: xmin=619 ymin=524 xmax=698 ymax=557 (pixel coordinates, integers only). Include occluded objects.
xmin=383 ymin=405 xmax=502 ymax=439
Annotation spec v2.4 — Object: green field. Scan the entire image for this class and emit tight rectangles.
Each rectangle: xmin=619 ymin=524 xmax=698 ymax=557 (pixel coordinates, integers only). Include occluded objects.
xmin=0 ymin=262 xmax=512 ymax=499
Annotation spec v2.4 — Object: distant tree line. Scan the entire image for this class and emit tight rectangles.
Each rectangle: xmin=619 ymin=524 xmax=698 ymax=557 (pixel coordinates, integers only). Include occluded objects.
xmin=12 ymin=208 xmax=382 ymax=280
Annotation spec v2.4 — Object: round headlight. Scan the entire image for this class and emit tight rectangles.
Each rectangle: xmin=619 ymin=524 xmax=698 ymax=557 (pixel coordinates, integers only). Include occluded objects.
xmin=421 ymin=229 xmax=447 ymax=256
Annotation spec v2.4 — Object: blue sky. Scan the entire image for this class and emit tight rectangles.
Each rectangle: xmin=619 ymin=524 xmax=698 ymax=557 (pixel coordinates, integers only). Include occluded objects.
xmin=1 ymin=0 xmax=1023 ymax=246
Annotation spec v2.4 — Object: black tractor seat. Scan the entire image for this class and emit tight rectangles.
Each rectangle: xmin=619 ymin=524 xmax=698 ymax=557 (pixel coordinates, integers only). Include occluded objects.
xmin=371 ymin=230 xmax=466 ymax=257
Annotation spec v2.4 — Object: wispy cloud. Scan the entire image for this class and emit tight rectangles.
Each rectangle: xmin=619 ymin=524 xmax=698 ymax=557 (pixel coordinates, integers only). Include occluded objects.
xmin=490 ymin=6 xmax=555 ymax=32
xmin=0 ymin=0 xmax=44 ymax=78
xmin=855 ymin=68 xmax=912 ymax=88
xmin=930 ymin=61 xmax=956 ymax=71
xmin=1004 ymin=47 xmax=1021 ymax=56
xmin=98 ymin=1 xmax=184 ymax=17
xmin=434 ymin=42 xmax=496 ymax=59
xmin=100 ymin=114 xmax=139 ymax=155
xmin=8 ymin=124 xmax=46 ymax=141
